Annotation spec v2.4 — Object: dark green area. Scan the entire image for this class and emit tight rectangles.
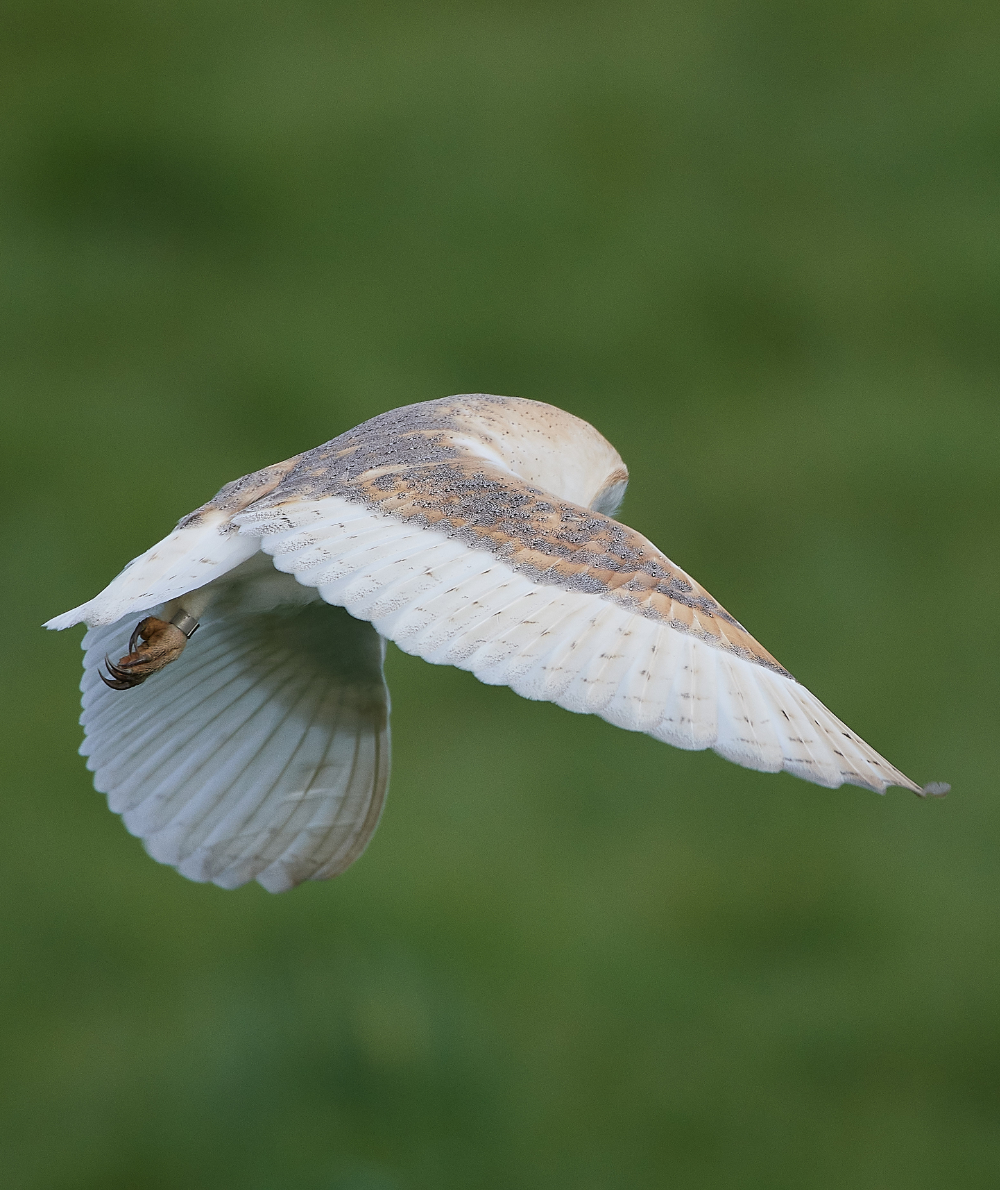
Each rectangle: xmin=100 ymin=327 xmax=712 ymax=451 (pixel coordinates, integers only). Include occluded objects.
xmin=2 ymin=1 xmax=998 ymax=1186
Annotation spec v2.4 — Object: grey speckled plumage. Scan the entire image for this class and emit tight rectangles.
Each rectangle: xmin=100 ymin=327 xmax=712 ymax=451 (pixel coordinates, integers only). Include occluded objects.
xmin=46 ymin=394 xmax=948 ymax=891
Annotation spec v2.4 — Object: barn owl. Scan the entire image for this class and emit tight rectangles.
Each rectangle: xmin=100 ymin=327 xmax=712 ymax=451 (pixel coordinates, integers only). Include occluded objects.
xmin=46 ymin=394 xmax=947 ymax=892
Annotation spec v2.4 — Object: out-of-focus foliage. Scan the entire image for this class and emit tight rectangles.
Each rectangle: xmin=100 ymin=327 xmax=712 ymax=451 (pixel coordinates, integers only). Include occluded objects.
xmin=2 ymin=1 xmax=997 ymax=1187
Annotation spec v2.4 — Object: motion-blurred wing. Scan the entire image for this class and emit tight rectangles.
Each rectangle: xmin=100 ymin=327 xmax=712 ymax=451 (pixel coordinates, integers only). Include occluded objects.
xmin=236 ymin=459 xmax=921 ymax=795
xmin=78 ymin=579 xmax=389 ymax=892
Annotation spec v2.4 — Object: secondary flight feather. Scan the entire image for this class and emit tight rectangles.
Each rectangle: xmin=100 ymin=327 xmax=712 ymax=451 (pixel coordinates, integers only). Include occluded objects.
xmin=46 ymin=394 xmax=948 ymax=891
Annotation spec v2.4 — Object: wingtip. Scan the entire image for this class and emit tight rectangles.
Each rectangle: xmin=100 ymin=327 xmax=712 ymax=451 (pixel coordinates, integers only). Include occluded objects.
xmin=920 ymin=781 xmax=951 ymax=798
xmin=43 ymin=606 xmax=87 ymax=631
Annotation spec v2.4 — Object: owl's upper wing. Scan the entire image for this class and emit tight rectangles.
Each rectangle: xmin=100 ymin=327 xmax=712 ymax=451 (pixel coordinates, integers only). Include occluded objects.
xmin=78 ymin=570 xmax=389 ymax=892
xmin=234 ymin=458 xmax=924 ymax=796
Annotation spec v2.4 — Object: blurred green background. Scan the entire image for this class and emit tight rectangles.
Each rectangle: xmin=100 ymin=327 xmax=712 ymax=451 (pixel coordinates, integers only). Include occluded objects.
xmin=2 ymin=1 xmax=998 ymax=1187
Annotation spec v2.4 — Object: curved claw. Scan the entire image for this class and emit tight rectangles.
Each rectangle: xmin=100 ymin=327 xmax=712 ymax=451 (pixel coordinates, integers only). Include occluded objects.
xmin=100 ymin=655 xmax=149 ymax=690
xmin=99 ymin=616 xmax=193 ymax=693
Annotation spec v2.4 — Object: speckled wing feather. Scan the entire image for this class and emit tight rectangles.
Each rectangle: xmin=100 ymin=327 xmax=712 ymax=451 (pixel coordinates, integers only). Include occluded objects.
xmin=77 ymin=568 xmax=389 ymax=891
xmin=233 ymin=419 xmax=921 ymax=795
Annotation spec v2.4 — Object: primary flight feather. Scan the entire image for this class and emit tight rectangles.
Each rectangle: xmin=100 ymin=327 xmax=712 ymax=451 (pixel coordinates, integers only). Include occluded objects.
xmin=46 ymin=394 xmax=947 ymax=892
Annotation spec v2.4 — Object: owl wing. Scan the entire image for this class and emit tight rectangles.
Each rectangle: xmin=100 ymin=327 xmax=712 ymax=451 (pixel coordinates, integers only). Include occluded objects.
xmin=234 ymin=458 xmax=925 ymax=796
xmin=77 ymin=573 xmax=389 ymax=892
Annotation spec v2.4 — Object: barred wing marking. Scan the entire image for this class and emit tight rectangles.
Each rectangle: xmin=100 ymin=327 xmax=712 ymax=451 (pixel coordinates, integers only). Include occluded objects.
xmin=236 ymin=492 xmax=921 ymax=794
xmin=79 ymin=585 xmax=389 ymax=891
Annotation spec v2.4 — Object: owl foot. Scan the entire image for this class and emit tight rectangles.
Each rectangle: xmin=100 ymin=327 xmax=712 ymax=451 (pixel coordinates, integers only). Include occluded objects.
xmin=101 ymin=611 xmax=199 ymax=690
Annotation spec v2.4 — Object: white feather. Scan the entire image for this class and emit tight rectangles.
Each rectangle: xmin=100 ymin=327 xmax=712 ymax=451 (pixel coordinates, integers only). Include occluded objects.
xmin=241 ymin=496 xmax=916 ymax=794
xmin=77 ymin=573 xmax=389 ymax=891
xmin=711 ymin=653 xmax=786 ymax=773
xmin=45 ymin=513 xmax=260 ymax=629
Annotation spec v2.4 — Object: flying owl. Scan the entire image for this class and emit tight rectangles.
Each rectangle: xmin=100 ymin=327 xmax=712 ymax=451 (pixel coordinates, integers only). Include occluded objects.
xmin=46 ymin=395 xmax=947 ymax=892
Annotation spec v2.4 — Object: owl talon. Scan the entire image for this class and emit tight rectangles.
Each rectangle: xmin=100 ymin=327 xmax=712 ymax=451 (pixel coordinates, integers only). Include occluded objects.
xmin=100 ymin=615 xmax=192 ymax=692
xmin=99 ymin=656 xmax=145 ymax=690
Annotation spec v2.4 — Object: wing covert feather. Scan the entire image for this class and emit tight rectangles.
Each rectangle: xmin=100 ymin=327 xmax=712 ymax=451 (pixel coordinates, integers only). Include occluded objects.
xmin=236 ymin=486 xmax=922 ymax=795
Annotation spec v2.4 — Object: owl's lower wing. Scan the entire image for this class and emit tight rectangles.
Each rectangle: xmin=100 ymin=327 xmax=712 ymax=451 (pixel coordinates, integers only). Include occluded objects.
xmin=79 ymin=592 xmax=390 ymax=892
xmin=235 ymin=472 xmax=924 ymax=796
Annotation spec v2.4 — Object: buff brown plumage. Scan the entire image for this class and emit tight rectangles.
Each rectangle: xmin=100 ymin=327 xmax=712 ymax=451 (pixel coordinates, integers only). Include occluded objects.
xmin=46 ymin=395 xmax=947 ymax=891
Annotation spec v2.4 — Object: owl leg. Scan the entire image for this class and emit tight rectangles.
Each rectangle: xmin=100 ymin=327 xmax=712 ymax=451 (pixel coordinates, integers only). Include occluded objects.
xmin=101 ymin=610 xmax=200 ymax=690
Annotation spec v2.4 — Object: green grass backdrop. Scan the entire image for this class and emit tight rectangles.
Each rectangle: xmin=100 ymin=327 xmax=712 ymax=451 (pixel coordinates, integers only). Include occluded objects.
xmin=2 ymin=2 xmax=998 ymax=1187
